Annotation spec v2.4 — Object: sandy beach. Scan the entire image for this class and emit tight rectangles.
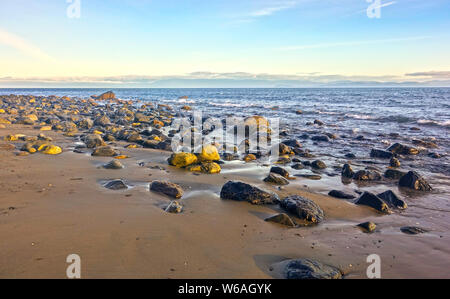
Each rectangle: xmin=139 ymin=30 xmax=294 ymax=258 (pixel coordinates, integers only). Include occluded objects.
xmin=0 ymin=93 xmax=449 ymax=279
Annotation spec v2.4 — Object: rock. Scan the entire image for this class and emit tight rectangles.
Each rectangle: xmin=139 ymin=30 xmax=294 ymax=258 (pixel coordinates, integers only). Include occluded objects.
xmin=345 ymin=153 xmax=356 ymax=159
xmin=221 ymin=153 xmax=239 ymax=161
xmin=370 ymin=149 xmax=393 ymax=159
xmin=387 ymin=143 xmax=419 ymax=155
xmin=91 ymin=146 xmax=118 ymax=157
xmin=264 ymin=213 xmax=296 ymax=227
xmin=311 ymin=160 xmax=326 ymax=169
xmin=94 ymin=115 xmax=111 ymax=126
xmin=295 ymin=110 xmax=303 ymax=115
xmin=341 ymin=164 xmax=354 ymax=178
xmin=150 ymin=181 xmax=183 ymax=199
xmin=279 ymin=143 xmax=293 ymax=155
xmin=280 ymin=196 xmax=324 ymax=224
xmin=353 ymin=170 xmax=381 ymax=181
xmin=41 ymin=145 xmax=62 ymax=155
xmin=355 ymin=192 xmax=391 ymax=214
xmin=84 ymin=134 xmax=106 ymax=148
xmin=384 ymin=169 xmax=406 ymax=180
xmin=78 ymin=118 xmax=94 ymax=129
xmin=199 ymin=145 xmax=220 ymax=161
xmin=104 ymin=179 xmax=128 ymax=190
xmin=399 ymin=171 xmax=432 ymax=191
xmin=291 ymin=163 xmax=304 ymax=170
xmin=295 ymin=174 xmax=322 ymax=180
xmin=390 ymin=157 xmax=401 ymax=167
xmin=284 ymin=259 xmax=342 ymax=279
xmin=400 ymin=226 xmax=429 ymax=235
xmin=377 ymin=190 xmax=407 ymax=209
xmin=282 ymin=139 xmax=302 ymax=148
xmin=103 ymin=160 xmax=124 ymax=169
xmin=220 ymin=181 xmax=279 ymax=205
xmin=328 ymin=190 xmax=355 ymax=199
xmin=270 ymin=166 xmax=289 ymax=178
xmin=165 ymin=200 xmax=183 ymax=213
xmin=314 ymin=119 xmax=324 ymax=126
xmin=244 ymin=154 xmax=257 ymax=162
xmin=357 ymin=222 xmax=376 ymax=233
xmin=94 ymin=91 xmax=116 ymax=100
xmin=264 ymin=173 xmax=289 ymax=185
xmin=187 ymin=162 xmax=221 ymax=174
xmin=167 ymin=152 xmax=198 ymax=167
xmin=311 ymin=135 xmax=329 ymax=142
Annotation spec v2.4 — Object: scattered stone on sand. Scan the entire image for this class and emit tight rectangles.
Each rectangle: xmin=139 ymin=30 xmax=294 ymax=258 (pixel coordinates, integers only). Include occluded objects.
xmin=328 ymin=190 xmax=356 ymax=199
xmin=387 ymin=143 xmax=419 ymax=155
xmin=220 ymin=181 xmax=279 ymax=205
xmin=341 ymin=163 xmax=354 ymax=178
xmin=165 ymin=200 xmax=183 ymax=213
xmin=150 ymin=181 xmax=183 ymax=199
xmin=355 ymin=192 xmax=391 ymax=214
xmin=264 ymin=173 xmax=289 ymax=185
xmin=104 ymin=179 xmax=128 ymax=190
xmin=280 ymin=196 xmax=324 ymax=225
xmin=103 ymin=160 xmax=124 ymax=169
xmin=92 ymin=146 xmax=118 ymax=157
xmin=384 ymin=169 xmax=406 ymax=180
xmin=264 ymin=213 xmax=297 ymax=227
xmin=283 ymin=259 xmax=342 ymax=279
xmin=390 ymin=157 xmax=401 ymax=167
xmin=370 ymin=148 xmax=393 ymax=159
xmin=270 ymin=166 xmax=289 ymax=178
xmin=399 ymin=171 xmax=432 ymax=191
xmin=187 ymin=162 xmax=221 ymax=174
xmin=377 ymin=190 xmax=407 ymax=209
xmin=357 ymin=221 xmax=377 ymax=233
xmin=400 ymin=226 xmax=429 ymax=235
xmin=168 ymin=152 xmax=198 ymax=167
xmin=311 ymin=160 xmax=326 ymax=169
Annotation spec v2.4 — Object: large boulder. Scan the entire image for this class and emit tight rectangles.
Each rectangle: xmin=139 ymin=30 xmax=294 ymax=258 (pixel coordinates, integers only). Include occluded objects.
xmin=355 ymin=192 xmax=391 ymax=214
xmin=168 ymin=152 xmax=198 ymax=167
xmin=283 ymin=259 xmax=342 ymax=279
xmin=220 ymin=181 xmax=279 ymax=205
xmin=399 ymin=171 xmax=432 ymax=191
xmin=150 ymin=181 xmax=183 ymax=199
xmin=94 ymin=91 xmax=116 ymax=100
xmin=280 ymin=196 xmax=324 ymax=224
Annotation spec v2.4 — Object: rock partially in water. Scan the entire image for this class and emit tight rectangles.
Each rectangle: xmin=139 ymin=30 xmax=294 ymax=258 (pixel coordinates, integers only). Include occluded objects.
xmin=377 ymin=190 xmax=407 ymax=209
xmin=199 ymin=144 xmax=220 ymax=162
xmin=311 ymin=160 xmax=326 ymax=169
xmin=384 ymin=169 xmax=406 ymax=180
xmin=357 ymin=221 xmax=376 ymax=233
xmin=399 ymin=171 xmax=432 ymax=191
xmin=355 ymin=192 xmax=391 ymax=214
xmin=370 ymin=148 xmax=393 ymax=159
xmin=295 ymin=174 xmax=322 ymax=180
xmin=167 ymin=152 xmax=198 ymax=167
xmin=341 ymin=164 xmax=354 ymax=178
xmin=165 ymin=200 xmax=183 ymax=213
xmin=311 ymin=135 xmax=330 ymax=142
xmin=280 ymin=196 xmax=324 ymax=224
xmin=390 ymin=157 xmax=401 ymax=167
xmin=92 ymin=146 xmax=118 ymax=157
xmin=328 ymin=190 xmax=356 ymax=199
xmin=353 ymin=170 xmax=382 ymax=181
xmin=220 ymin=181 xmax=279 ymax=205
xmin=104 ymin=179 xmax=128 ymax=190
xmin=284 ymin=259 xmax=342 ymax=279
xmin=103 ymin=160 xmax=124 ymax=170
xmin=282 ymin=139 xmax=302 ymax=148
xmin=291 ymin=163 xmax=304 ymax=170
xmin=270 ymin=166 xmax=290 ymax=178
xmin=264 ymin=213 xmax=297 ymax=227
xmin=400 ymin=226 xmax=429 ymax=235
xmin=150 ymin=181 xmax=184 ymax=199
xmin=264 ymin=173 xmax=290 ymax=185
xmin=387 ymin=143 xmax=419 ymax=155
xmin=187 ymin=162 xmax=221 ymax=174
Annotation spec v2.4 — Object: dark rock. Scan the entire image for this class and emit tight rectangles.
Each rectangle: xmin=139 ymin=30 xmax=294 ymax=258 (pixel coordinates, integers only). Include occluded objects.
xmin=328 ymin=190 xmax=355 ymax=199
xmin=341 ymin=164 xmax=354 ymax=178
xmin=384 ymin=169 xmax=406 ymax=180
xmin=387 ymin=143 xmax=419 ymax=155
xmin=370 ymin=149 xmax=393 ymax=159
xmin=311 ymin=160 xmax=326 ymax=169
xmin=355 ymin=192 xmax=391 ymax=214
xmin=94 ymin=115 xmax=111 ymax=126
xmin=265 ymin=213 xmax=296 ymax=227
xmin=390 ymin=157 xmax=401 ymax=167
xmin=377 ymin=190 xmax=407 ymax=209
xmin=345 ymin=153 xmax=356 ymax=159
xmin=220 ymin=181 xmax=279 ymax=205
xmin=311 ymin=135 xmax=330 ymax=142
xmin=165 ymin=200 xmax=183 ymax=213
xmin=270 ymin=166 xmax=290 ymax=178
xmin=353 ymin=170 xmax=381 ymax=181
xmin=264 ymin=173 xmax=289 ymax=185
xmin=279 ymin=143 xmax=293 ymax=155
xmin=399 ymin=171 xmax=432 ymax=191
xmin=291 ymin=163 xmax=304 ymax=170
xmin=282 ymin=139 xmax=302 ymax=148
xmin=150 ymin=181 xmax=183 ymax=199
xmin=284 ymin=259 xmax=342 ymax=279
xmin=314 ymin=119 xmax=324 ymax=126
xmin=357 ymin=222 xmax=376 ymax=233
xmin=400 ymin=226 xmax=429 ymax=235
xmin=280 ymin=196 xmax=324 ymax=224
xmin=104 ymin=179 xmax=128 ymax=190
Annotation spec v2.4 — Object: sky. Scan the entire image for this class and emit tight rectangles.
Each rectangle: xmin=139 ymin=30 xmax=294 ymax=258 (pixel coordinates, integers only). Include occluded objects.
xmin=0 ymin=0 xmax=449 ymax=87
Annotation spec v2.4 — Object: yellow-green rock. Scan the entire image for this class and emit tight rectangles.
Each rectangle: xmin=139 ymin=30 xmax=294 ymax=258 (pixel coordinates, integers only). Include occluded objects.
xmin=199 ymin=145 xmax=220 ymax=161
xmin=42 ymin=145 xmax=62 ymax=155
xmin=187 ymin=162 xmax=221 ymax=174
xmin=168 ymin=152 xmax=198 ymax=167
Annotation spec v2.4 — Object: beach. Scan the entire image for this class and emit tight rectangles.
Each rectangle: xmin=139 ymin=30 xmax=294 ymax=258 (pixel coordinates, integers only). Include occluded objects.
xmin=0 ymin=90 xmax=449 ymax=279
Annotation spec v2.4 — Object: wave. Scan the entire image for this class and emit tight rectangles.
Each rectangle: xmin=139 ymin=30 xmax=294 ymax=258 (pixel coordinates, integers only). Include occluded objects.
xmin=417 ymin=119 xmax=450 ymax=127
xmin=345 ymin=113 xmax=375 ymax=120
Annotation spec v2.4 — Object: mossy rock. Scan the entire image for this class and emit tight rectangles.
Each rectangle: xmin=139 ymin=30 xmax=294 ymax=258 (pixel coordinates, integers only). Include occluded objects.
xmin=168 ymin=152 xmax=198 ymax=167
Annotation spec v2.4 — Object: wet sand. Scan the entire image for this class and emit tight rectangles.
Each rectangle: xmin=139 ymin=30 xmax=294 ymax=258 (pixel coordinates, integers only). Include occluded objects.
xmin=1 ymin=124 xmax=449 ymax=278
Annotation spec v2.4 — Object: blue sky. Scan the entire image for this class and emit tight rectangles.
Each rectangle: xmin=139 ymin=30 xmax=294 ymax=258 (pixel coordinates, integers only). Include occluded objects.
xmin=0 ymin=0 xmax=449 ymax=87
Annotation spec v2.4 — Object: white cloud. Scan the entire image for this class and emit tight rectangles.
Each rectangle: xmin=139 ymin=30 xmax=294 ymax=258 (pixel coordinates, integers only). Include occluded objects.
xmin=0 ymin=28 xmax=52 ymax=61
xmin=248 ymin=1 xmax=297 ymax=17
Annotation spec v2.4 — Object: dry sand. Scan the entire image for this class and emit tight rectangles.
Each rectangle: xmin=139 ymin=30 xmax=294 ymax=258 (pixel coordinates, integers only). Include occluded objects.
xmin=0 ymin=124 xmax=449 ymax=278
